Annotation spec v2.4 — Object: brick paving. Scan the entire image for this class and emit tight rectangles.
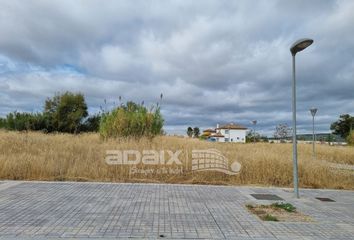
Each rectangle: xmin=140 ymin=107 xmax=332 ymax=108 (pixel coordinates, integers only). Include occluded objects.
xmin=0 ymin=181 xmax=353 ymax=239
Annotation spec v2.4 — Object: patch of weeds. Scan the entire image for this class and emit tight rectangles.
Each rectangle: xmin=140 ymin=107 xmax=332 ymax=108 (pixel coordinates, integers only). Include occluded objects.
xmin=245 ymin=202 xmax=310 ymax=222
xmin=262 ymin=214 xmax=278 ymax=221
xmin=271 ymin=202 xmax=296 ymax=212
xmin=246 ymin=204 xmax=254 ymax=209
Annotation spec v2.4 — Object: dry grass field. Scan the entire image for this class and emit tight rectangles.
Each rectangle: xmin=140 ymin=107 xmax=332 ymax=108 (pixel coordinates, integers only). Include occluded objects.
xmin=0 ymin=130 xmax=353 ymax=190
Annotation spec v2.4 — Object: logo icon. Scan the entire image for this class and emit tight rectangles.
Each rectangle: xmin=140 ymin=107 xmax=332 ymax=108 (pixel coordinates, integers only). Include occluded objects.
xmin=191 ymin=149 xmax=241 ymax=175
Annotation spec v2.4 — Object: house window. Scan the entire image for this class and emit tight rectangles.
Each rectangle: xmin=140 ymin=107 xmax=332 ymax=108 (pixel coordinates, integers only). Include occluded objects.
xmin=237 ymin=137 xmax=239 ymax=140
xmin=225 ymin=130 xmax=229 ymax=134
xmin=231 ymin=138 xmax=233 ymax=142
xmin=225 ymin=138 xmax=229 ymax=142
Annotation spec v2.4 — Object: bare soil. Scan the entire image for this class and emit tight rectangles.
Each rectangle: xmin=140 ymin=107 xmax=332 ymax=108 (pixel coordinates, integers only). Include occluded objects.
xmin=246 ymin=204 xmax=313 ymax=222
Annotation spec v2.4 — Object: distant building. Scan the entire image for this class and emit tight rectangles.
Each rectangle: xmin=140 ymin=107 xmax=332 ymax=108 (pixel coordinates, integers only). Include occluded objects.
xmin=202 ymin=123 xmax=247 ymax=143
xmin=268 ymin=133 xmax=346 ymax=145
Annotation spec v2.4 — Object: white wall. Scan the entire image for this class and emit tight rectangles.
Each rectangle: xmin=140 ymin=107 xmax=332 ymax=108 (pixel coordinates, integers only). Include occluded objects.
xmin=218 ymin=129 xmax=246 ymax=143
xmin=215 ymin=137 xmax=225 ymax=142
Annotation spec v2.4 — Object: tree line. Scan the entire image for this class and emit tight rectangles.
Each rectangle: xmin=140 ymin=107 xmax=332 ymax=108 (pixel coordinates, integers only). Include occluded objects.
xmin=0 ymin=92 xmax=164 ymax=139
xmin=272 ymin=114 xmax=354 ymax=144
xmin=0 ymin=92 xmax=95 ymax=133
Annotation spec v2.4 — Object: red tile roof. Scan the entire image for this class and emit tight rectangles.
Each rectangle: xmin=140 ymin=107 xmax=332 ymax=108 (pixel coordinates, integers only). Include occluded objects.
xmin=216 ymin=123 xmax=247 ymax=130
xmin=203 ymin=128 xmax=216 ymax=133
xmin=210 ymin=133 xmax=225 ymax=138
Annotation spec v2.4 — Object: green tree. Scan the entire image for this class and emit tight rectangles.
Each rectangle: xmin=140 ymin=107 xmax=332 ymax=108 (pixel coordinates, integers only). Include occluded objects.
xmin=5 ymin=112 xmax=15 ymax=130
xmin=187 ymin=127 xmax=193 ymax=137
xmin=330 ymin=114 xmax=354 ymax=138
xmin=193 ymin=127 xmax=200 ymax=138
xmin=0 ymin=117 xmax=7 ymax=129
xmin=81 ymin=114 xmax=101 ymax=132
xmin=44 ymin=92 xmax=88 ymax=133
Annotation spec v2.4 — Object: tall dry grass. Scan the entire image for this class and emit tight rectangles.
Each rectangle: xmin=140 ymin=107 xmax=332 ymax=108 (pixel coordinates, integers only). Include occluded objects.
xmin=0 ymin=130 xmax=353 ymax=189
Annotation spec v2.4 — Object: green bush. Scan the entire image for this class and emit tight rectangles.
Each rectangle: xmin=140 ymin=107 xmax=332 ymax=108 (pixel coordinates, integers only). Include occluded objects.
xmin=99 ymin=101 xmax=164 ymax=139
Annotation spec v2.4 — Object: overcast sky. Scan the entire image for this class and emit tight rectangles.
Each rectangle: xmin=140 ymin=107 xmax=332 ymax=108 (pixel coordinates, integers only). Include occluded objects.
xmin=0 ymin=0 xmax=353 ymax=136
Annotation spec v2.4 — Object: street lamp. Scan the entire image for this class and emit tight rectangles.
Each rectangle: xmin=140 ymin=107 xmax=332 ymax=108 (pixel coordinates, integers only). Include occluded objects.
xmin=252 ymin=120 xmax=257 ymax=143
xmin=290 ymin=38 xmax=314 ymax=198
xmin=309 ymin=107 xmax=317 ymax=159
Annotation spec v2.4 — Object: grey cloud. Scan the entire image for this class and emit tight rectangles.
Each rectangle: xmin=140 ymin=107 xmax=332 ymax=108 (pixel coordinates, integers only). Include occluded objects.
xmin=0 ymin=0 xmax=353 ymax=135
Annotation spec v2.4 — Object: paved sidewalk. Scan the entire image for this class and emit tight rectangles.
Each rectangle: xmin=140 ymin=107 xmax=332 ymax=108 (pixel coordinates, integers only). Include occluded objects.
xmin=0 ymin=181 xmax=353 ymax=239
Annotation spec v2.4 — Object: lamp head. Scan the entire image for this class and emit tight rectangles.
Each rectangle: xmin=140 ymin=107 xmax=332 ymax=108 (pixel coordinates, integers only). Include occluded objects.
xmin=290 ymin=38 xmax=314 ymax=55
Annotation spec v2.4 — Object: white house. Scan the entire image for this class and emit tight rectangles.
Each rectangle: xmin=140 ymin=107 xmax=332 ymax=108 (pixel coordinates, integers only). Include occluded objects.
xmin=203 ymin=123 xmax=247 ymax=143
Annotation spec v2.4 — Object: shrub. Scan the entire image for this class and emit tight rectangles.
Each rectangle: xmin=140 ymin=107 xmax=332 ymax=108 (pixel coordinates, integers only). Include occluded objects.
xmin=199 ymin=135 xmax=207 ymax=140
xmin=347 ymin=131 xmax=354 ymax=145
xmin=99 ymin=101 xmax=164 ymax=139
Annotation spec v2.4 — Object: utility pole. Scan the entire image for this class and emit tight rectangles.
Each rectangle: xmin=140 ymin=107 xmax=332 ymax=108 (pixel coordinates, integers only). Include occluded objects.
xmin=310 ymin=108 xmax=317 ymax=159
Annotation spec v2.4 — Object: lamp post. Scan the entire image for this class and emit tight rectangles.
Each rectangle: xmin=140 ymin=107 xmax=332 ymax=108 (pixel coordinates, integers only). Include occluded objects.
xmin=310 ymin=108 xmax=317 ymax=159
xmin=252 ymin=120 xmax=257 ymax=143
xmin=290 ymin=38 xmax=314 ymax=198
